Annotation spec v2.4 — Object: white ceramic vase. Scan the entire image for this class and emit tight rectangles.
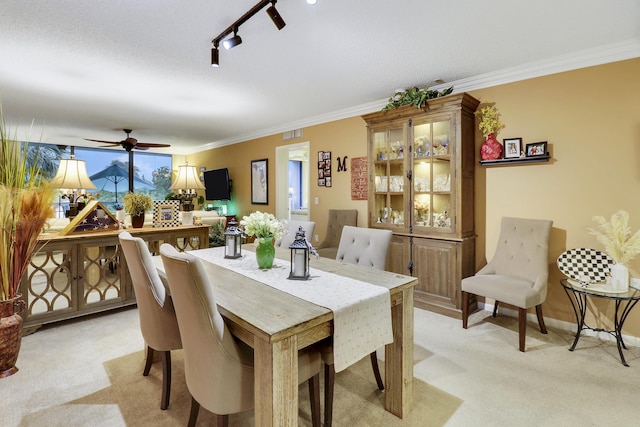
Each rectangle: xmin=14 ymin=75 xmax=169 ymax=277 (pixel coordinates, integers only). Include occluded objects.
xmin=610 ymin=263 xmax=629 ymax=291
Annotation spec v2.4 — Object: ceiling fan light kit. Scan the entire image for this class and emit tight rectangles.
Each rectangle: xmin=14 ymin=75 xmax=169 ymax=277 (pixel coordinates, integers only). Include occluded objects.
xmin=211 ymin=0 xmax=300 ymax=67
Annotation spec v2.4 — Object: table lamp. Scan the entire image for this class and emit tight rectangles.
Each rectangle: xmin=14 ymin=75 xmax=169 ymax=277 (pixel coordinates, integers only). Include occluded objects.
xmin=51 ymin=156 xmax=97 ymax=218
xmin=169 ymin=163 xmax=205 ymax=225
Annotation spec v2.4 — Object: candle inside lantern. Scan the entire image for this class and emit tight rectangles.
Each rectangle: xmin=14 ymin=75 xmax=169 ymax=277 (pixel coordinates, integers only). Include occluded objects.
xmin=294 ymin=252 xmax=305 ymax=276
xmin=226 ymin=238 xmax=234 ymax=256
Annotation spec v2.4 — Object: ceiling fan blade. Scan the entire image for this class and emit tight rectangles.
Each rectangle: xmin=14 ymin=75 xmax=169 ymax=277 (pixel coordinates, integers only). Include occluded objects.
xmin=136 ymin=142 xmax=172 ymax=148
xmin=84 ymin=138 xmax=120 ymax=144
xmin=133 ymin=146 xmax=150 ymax=151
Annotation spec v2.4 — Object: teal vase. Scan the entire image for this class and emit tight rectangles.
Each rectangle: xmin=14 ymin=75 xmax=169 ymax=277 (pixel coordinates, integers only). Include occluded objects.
xmin=255 ymin=237 xmax=275 ymax=269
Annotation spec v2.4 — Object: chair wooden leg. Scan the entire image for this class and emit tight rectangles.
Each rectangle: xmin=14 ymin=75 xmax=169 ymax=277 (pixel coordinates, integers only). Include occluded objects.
xmin=216 ymin=414 xmax=228 ymax=427
xmin=462 ymin=291 xmax=469 ymax=329
xmin=188 ymin=396 xmax=200 ymax=427
xmin=160 ymin=350 xmax=171 ymax=410
xmin=369 ymin=352 xmax=384 ymax=391
xmin=143 ymin=346 xmax=154 ymax=376
xmin=324 ymin=363 xmax=335 ymax=427
xmin=493 ymin=301 xmax=499 ymax=317
xmin=536 ymin=304 xmax=548 ymax=334
xmin=308 ymin=373 xmax=321 ymax=427
xmin=518 ymin=307 xmax=527 ymax=352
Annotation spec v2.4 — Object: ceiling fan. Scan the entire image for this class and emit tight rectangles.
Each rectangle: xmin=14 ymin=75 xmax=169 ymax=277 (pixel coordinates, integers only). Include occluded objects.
xmin=84 ymin=129 xmax=171 ymax=193
xmin=84 ymin=129 xmax=171 ymax=152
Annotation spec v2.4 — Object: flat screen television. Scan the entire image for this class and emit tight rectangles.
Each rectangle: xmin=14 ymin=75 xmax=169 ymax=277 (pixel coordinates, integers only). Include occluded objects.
xmin=204 ymin=168 xmax=231 ymax=200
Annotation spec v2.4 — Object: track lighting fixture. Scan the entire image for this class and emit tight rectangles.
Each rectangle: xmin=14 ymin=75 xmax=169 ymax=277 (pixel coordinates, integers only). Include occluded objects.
xmin=266 ymin=3 xmax=286 ymax=30
xmin=211 ymin=43 xmax=219 ymax=67
xmin=222 ymin=30 xmax=242 ymax=50
xmin=210 ymin=0 xmax=291 ymax=67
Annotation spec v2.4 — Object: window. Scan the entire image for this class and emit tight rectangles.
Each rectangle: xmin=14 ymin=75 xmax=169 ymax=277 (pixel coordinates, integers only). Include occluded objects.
xmin=47 ymin=144 xmax=171 ymax=215
xmin=288 ymin=160 xmax=303 ymax=210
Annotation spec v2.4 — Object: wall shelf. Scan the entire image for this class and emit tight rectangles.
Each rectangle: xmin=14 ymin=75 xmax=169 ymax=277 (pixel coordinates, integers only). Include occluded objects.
xmin=480 ymin=153 xmax=550 ymax=166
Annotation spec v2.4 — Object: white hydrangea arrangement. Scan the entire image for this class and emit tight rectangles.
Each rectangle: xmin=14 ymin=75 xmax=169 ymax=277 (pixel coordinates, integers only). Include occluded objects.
xmin=240 ymin=211 xmax=285 ymax=241
xmin=589 ymin=210 xmax=640 ymax=264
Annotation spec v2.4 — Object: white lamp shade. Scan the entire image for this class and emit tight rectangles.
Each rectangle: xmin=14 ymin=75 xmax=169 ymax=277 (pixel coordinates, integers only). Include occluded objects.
xmin=52 ymin=159 xmax=97 ymax=190
xmin=170 ymin=164 xmax=205 ymax=191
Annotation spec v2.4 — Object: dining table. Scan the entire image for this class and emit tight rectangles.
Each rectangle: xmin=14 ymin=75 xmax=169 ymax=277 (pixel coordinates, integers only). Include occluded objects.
xmin=154 ymin=245 xmax=417 ymax=426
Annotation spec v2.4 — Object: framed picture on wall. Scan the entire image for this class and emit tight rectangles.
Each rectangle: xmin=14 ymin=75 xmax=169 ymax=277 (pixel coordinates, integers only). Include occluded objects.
xmin=318 ymin=151 xmax=332 ymax=187
xmin=525 ymin=141 xmax=547 ymax=157
xmin=251 ymin=158 xmax=268 ymax=204
xmin=503 ymin=137 xmax=522 ymax=159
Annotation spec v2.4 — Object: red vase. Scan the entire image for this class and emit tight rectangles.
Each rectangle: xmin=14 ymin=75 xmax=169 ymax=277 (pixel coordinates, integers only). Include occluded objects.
xmin=481 ymin=133 xmax=502 ymax=160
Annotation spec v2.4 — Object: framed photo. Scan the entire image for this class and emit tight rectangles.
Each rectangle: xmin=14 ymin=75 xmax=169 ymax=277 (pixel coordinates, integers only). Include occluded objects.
xmin=251 ymin=158 xmax=268 ymax=204
xmin=317 ymin=151 xmax=332 ymax=187
xmin=503 ymin=138 xmax=522 ymax=159
xmin=153 ymin=200 xmax=180 ymax=227
xmin=525 ymin=141 xmax=548 ymax=157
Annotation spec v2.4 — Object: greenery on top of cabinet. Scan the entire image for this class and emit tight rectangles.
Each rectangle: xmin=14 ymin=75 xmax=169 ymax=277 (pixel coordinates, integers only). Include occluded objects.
xmin=382 ymin=86 xmax=453 ymax=112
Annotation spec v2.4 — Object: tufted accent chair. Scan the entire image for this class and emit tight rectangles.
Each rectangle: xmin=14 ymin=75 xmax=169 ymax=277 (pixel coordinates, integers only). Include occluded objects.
xmin=461 ymin=217 xmax=553 ymax=352
xmin=335 ymin=225 xmax=392 ymax=269
xmin=317 ymin=209 xmax=358 ymax=259
xmin=322 ymin=225 xmax=392 ymax=426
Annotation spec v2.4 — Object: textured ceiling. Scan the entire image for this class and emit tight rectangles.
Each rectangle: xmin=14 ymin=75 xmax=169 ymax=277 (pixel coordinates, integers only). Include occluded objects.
xmin=0 ymin=0 xmax=638 ymax=155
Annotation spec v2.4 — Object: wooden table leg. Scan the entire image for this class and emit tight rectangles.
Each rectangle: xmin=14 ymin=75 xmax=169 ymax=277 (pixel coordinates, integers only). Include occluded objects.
xmin=385 ymin=286 xmax=414 ymax=418
xmin=254 ymin=336 xmax=299 ymax=426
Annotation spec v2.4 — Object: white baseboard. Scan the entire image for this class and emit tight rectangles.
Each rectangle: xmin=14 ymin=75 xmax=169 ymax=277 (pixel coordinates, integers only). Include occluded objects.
xmin=477 ymin=302 xmax=640 ymax=348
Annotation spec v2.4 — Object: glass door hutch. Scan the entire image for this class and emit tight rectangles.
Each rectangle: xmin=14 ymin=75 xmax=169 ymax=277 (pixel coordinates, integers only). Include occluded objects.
xmin=363 ymin=92 xmax=480 ymax=318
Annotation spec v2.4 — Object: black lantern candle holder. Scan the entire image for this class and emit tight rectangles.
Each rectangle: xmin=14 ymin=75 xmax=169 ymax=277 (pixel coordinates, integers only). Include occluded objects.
xmin=288 ymin=227 xmax=311 ymax=280
xmin=224 ymin=220 xmax=243 ymax=259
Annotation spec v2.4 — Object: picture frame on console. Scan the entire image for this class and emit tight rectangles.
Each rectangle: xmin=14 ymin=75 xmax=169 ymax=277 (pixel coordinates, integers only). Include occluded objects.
xmin=525 ymin=141 xmax=547 ymax=157
xmin=153 ymin=200 xmax=180 ymax=227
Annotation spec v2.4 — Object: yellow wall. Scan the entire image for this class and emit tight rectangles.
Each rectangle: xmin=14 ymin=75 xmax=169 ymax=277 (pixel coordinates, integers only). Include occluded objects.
xmin=191 ymin=58 xmax=640 ymax=336
xmin=190 ymin=116 xmax=369 ymax=244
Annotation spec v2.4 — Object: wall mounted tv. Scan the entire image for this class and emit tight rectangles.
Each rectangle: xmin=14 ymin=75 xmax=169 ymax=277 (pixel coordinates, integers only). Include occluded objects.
xmin=204 ymin=168 xmax=231 ymax=200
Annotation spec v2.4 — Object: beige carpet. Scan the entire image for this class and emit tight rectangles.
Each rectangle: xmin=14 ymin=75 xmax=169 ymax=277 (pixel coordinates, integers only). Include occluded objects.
xmin=57 ymin=351 xmax=458 ymax=426
xmin=3 ymin=305 xmax=640 ymax=426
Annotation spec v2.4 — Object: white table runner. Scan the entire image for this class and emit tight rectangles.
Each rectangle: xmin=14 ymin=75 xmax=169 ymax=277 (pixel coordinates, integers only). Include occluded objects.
xmin=191 ymin=247 xmax=393 ymax=372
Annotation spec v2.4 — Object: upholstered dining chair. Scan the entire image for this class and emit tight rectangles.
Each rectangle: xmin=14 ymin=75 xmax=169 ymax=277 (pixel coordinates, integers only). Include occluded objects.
xmin=461 ymin=217 xmax=553 ymax=352
xmin=159 ymin=243 xmax=323 ymax=427
xmin=322 ymin=225 xmax=393 ymax=427
xmin=317 ymin=209 xmax=358 ymax=259
xmin=118 ymin=231 xmax=182 ymax=410
xmin=276 ymin=219 xmax=316 ymax=249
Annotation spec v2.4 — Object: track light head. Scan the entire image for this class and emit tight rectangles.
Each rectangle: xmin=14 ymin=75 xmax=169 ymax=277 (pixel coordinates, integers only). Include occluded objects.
xmin=222 ymin=30 xmax=242 ymax=50
xmin=211 ymin=46 xmax=219 ymax=67
xmin=266 ymin=4 xmax=286 ymax=30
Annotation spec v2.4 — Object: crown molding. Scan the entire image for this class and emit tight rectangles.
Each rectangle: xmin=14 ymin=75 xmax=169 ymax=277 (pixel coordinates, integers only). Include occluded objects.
xmin=437 ymin=38 xmax=640 ymax=93
xmin=193 ymin=38 xmax=640 ymax=153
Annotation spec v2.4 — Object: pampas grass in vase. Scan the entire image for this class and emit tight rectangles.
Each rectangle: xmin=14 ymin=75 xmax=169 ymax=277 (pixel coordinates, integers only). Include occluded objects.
xmin=589 ymin=210 xmax=640 ymax=290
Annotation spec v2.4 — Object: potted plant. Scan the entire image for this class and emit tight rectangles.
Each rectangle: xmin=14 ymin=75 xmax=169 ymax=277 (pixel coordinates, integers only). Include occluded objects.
xmin=1 ymin=115 xmax=56 ymax=378
xmin=123 ymin=192 xmax=153 ymax=228
xmin=475 ymin=103 xmax=505 ymax=160
xmin=240 ymin=211 xmax=285 ymax=269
